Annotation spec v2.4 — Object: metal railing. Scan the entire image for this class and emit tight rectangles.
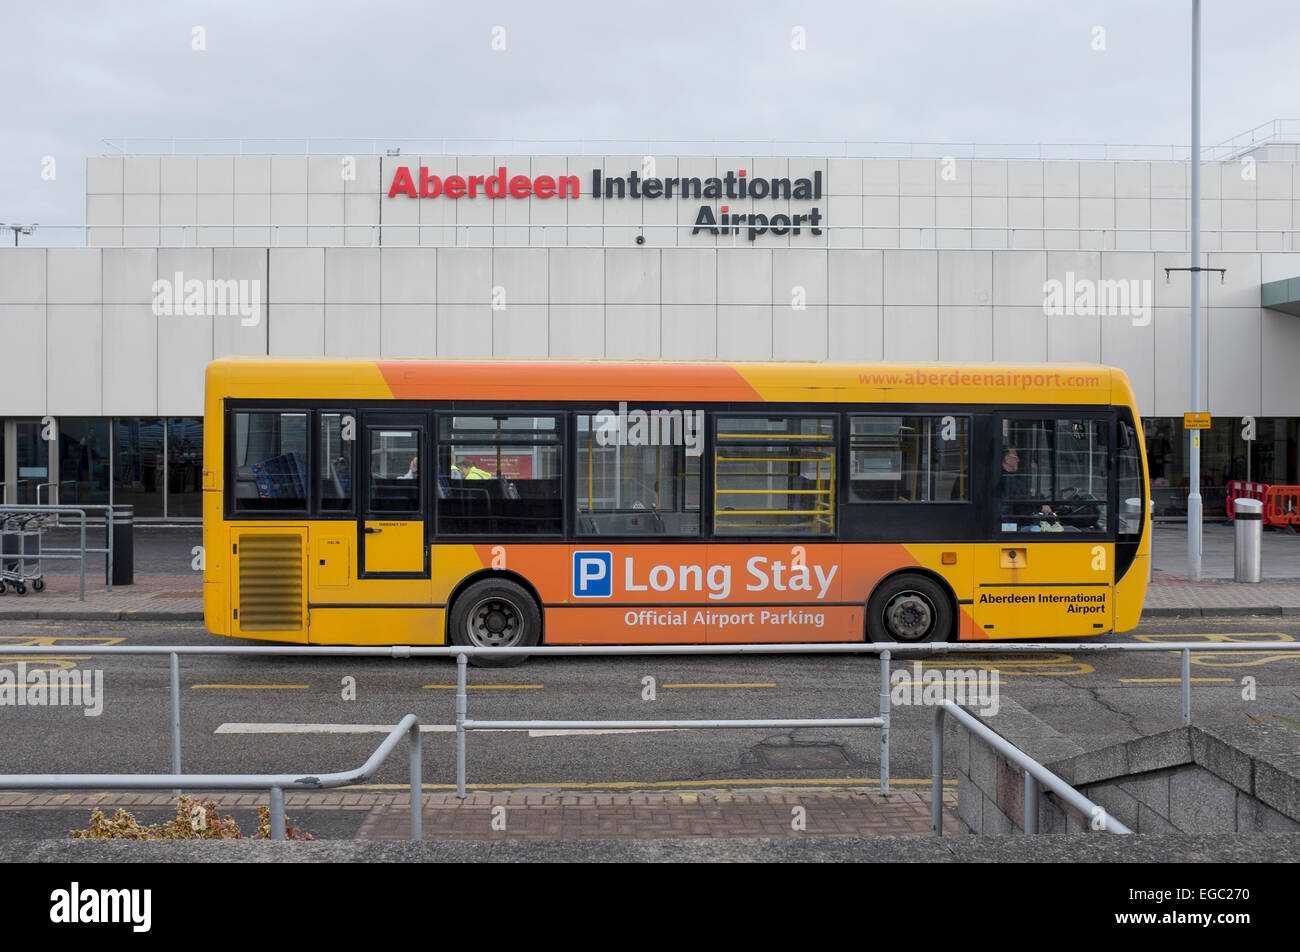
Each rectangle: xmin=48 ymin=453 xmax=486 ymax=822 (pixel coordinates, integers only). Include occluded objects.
xmin=1 ymin=641 xmax=1295 ymax=795
xmin=931 ymin=699 xmax=1132 ymax=836
xmin=1209 ymin=119 xmax=1300 ymax=160
xmin=0 ymin=504 xmax=118 ymax=599
xmin=0 ymin=715 xmax=423 ymax=840
xmin=450 ymin=650 xmax=889 ymax=798
xmin=0 ymin=505 xmax=97 ymax=600
xmin=10 ymin=221 xmax=1298 ymax=252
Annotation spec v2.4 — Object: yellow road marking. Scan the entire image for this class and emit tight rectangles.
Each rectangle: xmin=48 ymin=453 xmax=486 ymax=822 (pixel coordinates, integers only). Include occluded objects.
xmin=921 ymin=654 xmax=1093 ymax=676
xmin=1120 ymin=677 xmax=1234 ymax=683
xmin=0 ymin=657 xmax=91 ymax=672
xmin=0 ymin=636 xmax=127 ymax=645
xmin=662 ymin=683 xmax=776 ymax=689
xmin=190 ymin=684 xmax=310 ymax=690
xmin=423 ymin=684 xmax=543 ymax=690
xmin=0 ymin=637 xmax=126 ymax=672
xmin=1135 ymin=632 xmax=1290 ymax=641
xmin=1133 ymin=632 xmax=1297 ymax=667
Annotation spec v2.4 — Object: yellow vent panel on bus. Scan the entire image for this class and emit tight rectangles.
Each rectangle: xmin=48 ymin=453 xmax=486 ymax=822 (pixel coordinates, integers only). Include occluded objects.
xmin=237 ymin=533 xmax=304 ymax=631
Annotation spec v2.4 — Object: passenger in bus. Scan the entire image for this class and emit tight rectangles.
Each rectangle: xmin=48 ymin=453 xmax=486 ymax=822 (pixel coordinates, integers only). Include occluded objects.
xmin=399 ymin=457 xmax=418 ymax=479
xmin=452 ymin=456 xmax=492 ymax=480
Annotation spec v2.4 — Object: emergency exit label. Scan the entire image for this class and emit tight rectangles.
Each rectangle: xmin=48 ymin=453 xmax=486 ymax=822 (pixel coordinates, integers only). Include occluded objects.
xmin=1184 ymin=412 xmax=1212 ymax=429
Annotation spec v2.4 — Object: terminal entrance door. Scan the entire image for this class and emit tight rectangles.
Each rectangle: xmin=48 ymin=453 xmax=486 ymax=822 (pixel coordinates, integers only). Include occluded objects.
xmin=1 ymin=420 xmax=50 ymax=505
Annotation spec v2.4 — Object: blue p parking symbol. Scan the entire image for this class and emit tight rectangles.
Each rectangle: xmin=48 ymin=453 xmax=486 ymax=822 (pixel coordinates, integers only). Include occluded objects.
xmin=573 ymin=551 xmax=613 ymax=598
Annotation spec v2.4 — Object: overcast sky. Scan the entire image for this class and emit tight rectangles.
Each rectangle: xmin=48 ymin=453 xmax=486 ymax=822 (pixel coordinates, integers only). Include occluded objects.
xmin=3 ymin=0 xmax=1298 ymax=230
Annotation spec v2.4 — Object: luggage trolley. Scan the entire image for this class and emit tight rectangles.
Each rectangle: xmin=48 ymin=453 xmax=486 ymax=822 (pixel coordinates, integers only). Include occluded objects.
xmin=0 ymin=511 xmax=49 ymax=596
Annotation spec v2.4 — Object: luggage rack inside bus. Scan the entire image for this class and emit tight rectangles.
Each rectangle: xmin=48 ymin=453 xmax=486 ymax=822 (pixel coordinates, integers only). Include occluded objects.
xmin=713 ymin=446 xmax=835 ymax=535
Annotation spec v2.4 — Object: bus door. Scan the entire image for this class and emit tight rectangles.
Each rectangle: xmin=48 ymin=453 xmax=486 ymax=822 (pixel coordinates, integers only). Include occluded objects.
xmin=978 ymin=415 xmax=1114 ymax=637
xmin=360 ymin=414 xmax=428 ymax=576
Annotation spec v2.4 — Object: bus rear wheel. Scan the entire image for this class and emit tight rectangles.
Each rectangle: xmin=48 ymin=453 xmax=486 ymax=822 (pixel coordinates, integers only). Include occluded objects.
xmin=866 ymin=574 xmax=953 ymax=644
xmin=449 ymin=579 xmax=541 ymax=668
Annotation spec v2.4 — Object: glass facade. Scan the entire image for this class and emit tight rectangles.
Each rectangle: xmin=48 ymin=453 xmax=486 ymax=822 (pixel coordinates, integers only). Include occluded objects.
xmin=57 ymin=418 xmax=111 ymax=505
xmin=0 ymin=414 xmax=1297 ymax=520
xmin=16 ymin=420 xmax=50 ymax=505
xmin=1145 ymin=417 xmax=1299 ymax=517
xmin=113 ymin=418 xmax=165 ymax=517
xmin=167 ymin=417 xmax=204 ymax=517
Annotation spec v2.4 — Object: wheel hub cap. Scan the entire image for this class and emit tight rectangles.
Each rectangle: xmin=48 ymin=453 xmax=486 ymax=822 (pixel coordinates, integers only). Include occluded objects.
xmin=884 ymin=593 xmax=932 ymax=640
xmin=469 ymin=599 xmax=522 ymax=647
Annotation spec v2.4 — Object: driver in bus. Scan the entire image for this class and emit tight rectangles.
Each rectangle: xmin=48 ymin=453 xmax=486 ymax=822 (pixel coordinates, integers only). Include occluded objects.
xmin=1001 ymin=447 xmax=1054 ymax=521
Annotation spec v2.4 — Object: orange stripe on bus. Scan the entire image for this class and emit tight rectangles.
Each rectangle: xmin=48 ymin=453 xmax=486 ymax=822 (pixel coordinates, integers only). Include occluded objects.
xmin=376 ymin=361 xmax=764 ymax=402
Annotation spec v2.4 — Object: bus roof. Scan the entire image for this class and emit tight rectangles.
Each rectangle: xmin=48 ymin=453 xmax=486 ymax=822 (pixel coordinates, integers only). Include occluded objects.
xmin=206 ymin=357 xmax=1134 ymax=407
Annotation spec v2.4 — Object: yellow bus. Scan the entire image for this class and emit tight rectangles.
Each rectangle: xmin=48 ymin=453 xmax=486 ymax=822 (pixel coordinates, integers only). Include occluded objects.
xmin=203 ymin=358 xmax=1149 ymax=662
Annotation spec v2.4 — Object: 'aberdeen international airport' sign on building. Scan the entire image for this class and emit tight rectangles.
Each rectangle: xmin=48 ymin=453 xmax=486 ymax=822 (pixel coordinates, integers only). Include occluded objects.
xmin=387 ymin=164 xmax=825 ymax=241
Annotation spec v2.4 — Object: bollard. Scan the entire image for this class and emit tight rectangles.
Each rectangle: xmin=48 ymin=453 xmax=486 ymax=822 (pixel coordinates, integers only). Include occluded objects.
xmin=108 ymin=504 xmax=134 ymax=586
xmin=1233 ymin=498 xmax=1262 ymax=583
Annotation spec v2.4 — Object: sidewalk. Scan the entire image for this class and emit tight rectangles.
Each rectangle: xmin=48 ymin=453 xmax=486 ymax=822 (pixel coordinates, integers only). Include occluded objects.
xmin=0 ymin=522 xmax=1295 ymax=621
xmin=0 ymin=789 xmax=961 ymax=840
xmin=0 ymin=572 xmax=201 ymax=620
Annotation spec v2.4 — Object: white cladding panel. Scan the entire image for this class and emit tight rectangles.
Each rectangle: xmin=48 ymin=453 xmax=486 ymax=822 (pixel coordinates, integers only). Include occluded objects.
xmin=0 ymin=304 xmax=46 ymax=414
xmin=102 ymin=304 xmax=158 ymax=414
xmin=79 ymin=155 xmax=1300 ymax=256
xmin=47 ymin=305 xmax=102 ymax=416
xmin=5 ymin=243 xmax=1297 ymax=421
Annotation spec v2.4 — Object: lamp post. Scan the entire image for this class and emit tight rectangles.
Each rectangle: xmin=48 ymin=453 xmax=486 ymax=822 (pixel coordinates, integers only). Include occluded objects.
xmin=1187 ymin=0 xmax=1203 ymax=581
xmin=2 ymin=223 xmax=37 ymax=246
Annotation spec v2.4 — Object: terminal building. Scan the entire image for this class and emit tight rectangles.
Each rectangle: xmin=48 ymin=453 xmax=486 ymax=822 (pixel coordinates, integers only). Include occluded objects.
xmin=2 ymin=128 xmax=1300 ymax=520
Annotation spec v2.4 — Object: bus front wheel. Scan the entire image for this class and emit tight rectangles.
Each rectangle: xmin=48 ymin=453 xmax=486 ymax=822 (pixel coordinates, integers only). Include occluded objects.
xmin=866 ymin=574 xmax=953 ymax=644
xmin=449 ymin=579 xmax=541 ymax=667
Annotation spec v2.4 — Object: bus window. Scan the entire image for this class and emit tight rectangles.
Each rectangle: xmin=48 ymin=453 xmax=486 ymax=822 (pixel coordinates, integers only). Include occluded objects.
xmin=714 ymin=415 xmax=835 ymax=536
xmin=849 ymin=415 xmax=970 ymax=502
xmin=319 ymin=412 xmax=353 ymax=512
xmin=369 ymin=427 xmax=420 ymax=513
xmin=231 ymin=411 xmax=308 ymax=511
xmin=999 ymin=418 xmax=1108 ymax=533
xmin=1117 ymin=419 xmax=1144 ymax=539
xmin=576 ymin=413 xmax=701 ymax=536
xmin=437 ymin=415 xmax=562 ymax=535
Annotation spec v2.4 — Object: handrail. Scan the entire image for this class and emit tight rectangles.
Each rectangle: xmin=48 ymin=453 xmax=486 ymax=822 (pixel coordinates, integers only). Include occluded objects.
xmin=97 ymin=128 xmax=1300 ymax=161
xmin=932 ymin=699 xmax=1132 ymax=836
xmin=0 ymin=714 xmax=423 ymax=840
